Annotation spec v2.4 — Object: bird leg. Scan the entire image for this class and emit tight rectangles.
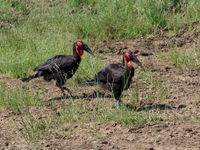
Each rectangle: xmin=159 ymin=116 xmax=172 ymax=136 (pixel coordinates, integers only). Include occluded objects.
xmin=56 ymin=78 xmax=73 ymax=99
xmin=59 ymin=86 xmax=73 ymax=99
xmin=117 ymin=99 xmax=122 ymax=108
xmin=59 ymin=86 xmax=67 ymax=98
xmin=62 ymin=87 xmax=73 ymax=98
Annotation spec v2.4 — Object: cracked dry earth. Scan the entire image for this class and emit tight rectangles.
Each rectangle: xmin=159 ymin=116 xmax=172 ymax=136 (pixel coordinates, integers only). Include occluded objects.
xmin=0 ymin=30 xmax=200 ymax=150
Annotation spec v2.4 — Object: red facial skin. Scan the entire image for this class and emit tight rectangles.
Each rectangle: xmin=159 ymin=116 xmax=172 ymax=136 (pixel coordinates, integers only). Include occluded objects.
xmin=77 ymin=42 xmax=83 ymax=47
xmin=76 ymin=42 xmax=84 ymax=56
xmin=124 ymin=53 xmax=132 ymax=69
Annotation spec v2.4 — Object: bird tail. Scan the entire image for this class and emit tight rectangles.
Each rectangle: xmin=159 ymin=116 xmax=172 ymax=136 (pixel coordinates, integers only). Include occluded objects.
xmin=20 ymin=73 xmax=39 ymax=82
xmin=81 ymin=74 xmax=99 ymax=86
xmin=81 ymin=79 xmax=97 ymax=86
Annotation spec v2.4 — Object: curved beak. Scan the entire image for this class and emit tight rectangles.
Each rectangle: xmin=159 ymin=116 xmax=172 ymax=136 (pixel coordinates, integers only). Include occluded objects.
xmin=131 ymin=54 xmax=145 ymax=71
xmin=83 ymin=44 xmax=94 ymax=55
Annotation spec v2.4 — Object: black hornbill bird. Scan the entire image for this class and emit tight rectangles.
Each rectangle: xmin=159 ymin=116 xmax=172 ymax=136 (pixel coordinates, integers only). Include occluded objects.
xmin=84 ymin=51 xmax=144 ymax=108
xmin=21 ymin=41 xmax=93 ymax=97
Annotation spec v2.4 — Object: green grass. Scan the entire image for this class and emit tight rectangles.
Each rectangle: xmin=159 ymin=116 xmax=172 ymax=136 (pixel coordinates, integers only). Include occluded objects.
xmin=169 ymin=47 xmax=200 ymax=69
xmin=133 ymin=71 xmax=169 ymax=104
xmin=20 ymin=109 xmax=52 ymax=144
xmin=192 ymin=114 xmax=199 ymax=123
xmin=197 ymin=94 xmax=200 ymax=102
xmin=49 ymin=99 xmax=163 ymax=129
xmin=0 ymin=83 xmax=42 ymax=113
xmin=72 ymin=53 xmax=106 ymax=82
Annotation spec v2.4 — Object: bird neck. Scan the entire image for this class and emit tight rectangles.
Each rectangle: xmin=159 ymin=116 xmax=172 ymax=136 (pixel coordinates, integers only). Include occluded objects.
xmin=123 ymin=57 xmax=132 ymax=69
xmin=124 ymin=61 xmax=132 ymax=70
xmin=73 ymin=45 xmax=84 ymax=57
xmin=124 ymin=64 xmax=134 ymax=77
xmin=73 ymin=48 xmax=83 ymax=60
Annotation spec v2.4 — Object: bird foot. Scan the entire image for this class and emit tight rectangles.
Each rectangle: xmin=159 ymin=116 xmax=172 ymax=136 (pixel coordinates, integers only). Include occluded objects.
xmin=117 ymin=101 xmax=122 ymax=109
xmin=62 ymin=93 xmax=67 ymax=99
xmin=111 ymin=105 xmax=121 ymax=109
xmin=111 ymin=101 xmax=122 ymax=109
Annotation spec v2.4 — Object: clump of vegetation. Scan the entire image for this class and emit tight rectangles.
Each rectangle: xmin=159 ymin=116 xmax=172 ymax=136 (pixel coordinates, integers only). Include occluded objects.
xmin=20 ymin=109 xmax=52 ymax=144
xmin=0 ymin=83 xmax=42 ymax=113
xmin=169 ymin=48 xmax=200 ymax=69
xmin=63 ymin=0 xmax=200 ymax=39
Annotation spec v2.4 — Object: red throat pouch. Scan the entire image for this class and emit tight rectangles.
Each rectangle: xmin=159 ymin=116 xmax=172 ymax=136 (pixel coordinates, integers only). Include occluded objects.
xmin=124 ymin=57 xmax=132 ymax=69
xmin=127 ymin=61 xmax=132 ymax=68
xmin=76 ymin=47 xmax=84 ymax=56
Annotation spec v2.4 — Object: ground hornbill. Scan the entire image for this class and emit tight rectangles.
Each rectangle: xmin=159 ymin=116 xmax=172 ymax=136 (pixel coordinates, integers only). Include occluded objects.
xmin=21 ymin=41 xmax=93 ymax=97
xmin=83 ymin=51 xmax=144 ymax=108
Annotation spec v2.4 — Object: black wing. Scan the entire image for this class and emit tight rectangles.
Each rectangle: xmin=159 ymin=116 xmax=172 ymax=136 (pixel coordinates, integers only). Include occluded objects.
xmin=96 ymin=63 xmax=125 ymax=83
xmin=34 ymin=55 xmax=76 ymax=72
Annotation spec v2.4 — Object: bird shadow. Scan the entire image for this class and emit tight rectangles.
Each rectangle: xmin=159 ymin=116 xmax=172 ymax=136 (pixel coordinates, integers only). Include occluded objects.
xmin=125 ymin=103 xmax=186 ymax=112
xmin=48 ymin=91 xmax=112 ymax=102
xmin=48 ymin=91 xmax=187 ymax=112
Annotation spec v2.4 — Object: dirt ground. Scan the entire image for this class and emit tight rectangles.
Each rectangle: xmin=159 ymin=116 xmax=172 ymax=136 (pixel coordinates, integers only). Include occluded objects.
xmin=0 ymin=30 xmax=200 ymax=150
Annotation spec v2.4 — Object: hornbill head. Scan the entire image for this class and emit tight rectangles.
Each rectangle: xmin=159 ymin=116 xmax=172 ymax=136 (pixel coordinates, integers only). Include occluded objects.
xmin=123 ymin=51 xmax=145 ymax=71
xmin=73 ymin=41 xmax=93 ymax=56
